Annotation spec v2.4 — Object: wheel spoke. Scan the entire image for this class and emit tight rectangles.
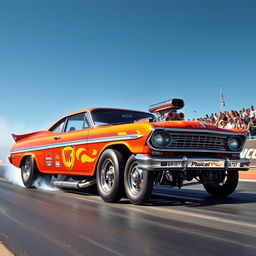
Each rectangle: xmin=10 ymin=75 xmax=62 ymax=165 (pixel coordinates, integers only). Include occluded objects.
xmin=128 ymin=163 xmax=144 ymax=195
xmin=100 ymin=159 xmax=115 ymax=193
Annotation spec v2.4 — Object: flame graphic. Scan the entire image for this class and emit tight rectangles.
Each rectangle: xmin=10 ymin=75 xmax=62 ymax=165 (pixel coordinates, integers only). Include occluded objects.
xmin=76 ymin=148 xmax=98 ymax=163
xmin=210 ymin=162 xmax=222 ymax=167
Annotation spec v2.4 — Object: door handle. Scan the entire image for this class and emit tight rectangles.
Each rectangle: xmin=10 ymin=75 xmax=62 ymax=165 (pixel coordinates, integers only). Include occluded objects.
xmin=54 ymin=136 xmax=61 ymax=140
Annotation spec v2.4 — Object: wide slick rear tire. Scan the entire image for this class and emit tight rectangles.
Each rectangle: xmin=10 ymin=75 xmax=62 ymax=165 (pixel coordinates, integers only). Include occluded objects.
xmin=21 ymin=156 xmax=52 ymax=188
xmin=21 ymin=156 xmax=39 ymax=188
xmin=124 ymin=155 xmax=154 ymax=205
xmin=203 ymin=170 xmax=239 ymax=198
xmin=96 ymin=149 xmax=125 ymax=203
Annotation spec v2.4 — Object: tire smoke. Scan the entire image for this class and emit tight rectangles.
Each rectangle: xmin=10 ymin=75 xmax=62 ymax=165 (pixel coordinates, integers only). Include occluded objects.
xmin=33 ymin=176 xmax=59 ymax=191
xmin=0 ymin=117 xmax=58 ymax=191
xmin=3 ymin=164 xmax=25 ymax=187
xmin=3 ymin=162 xmax=59 ymax=191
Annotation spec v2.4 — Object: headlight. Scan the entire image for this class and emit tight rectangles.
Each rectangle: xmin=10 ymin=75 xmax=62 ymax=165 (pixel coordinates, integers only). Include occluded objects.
xmin=151 ymin=131 xmax=171 ymax=148
xmin=228 ymin=136 xmax=242 ymax=151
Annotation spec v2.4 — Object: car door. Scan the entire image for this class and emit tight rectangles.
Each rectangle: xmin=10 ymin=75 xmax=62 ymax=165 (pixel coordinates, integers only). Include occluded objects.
xmin=50 ymin=112 xmax=91 ymax=175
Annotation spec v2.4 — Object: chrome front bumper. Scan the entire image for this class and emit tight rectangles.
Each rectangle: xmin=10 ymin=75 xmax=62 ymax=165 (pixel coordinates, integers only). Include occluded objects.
xmin=135 ymin=154 xmax=250 ymax=172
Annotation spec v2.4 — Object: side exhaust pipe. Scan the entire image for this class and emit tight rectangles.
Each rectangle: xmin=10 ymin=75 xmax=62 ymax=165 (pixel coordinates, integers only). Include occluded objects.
xmin=77 ymin=179 xmax=96 ymax=189
xmin=53 ymin=179 xmax=96 ymax=189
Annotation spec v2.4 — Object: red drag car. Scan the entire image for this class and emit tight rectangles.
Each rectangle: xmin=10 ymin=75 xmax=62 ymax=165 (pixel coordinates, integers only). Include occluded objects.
xmin=9 ymin=99 xmax=250 ymax=204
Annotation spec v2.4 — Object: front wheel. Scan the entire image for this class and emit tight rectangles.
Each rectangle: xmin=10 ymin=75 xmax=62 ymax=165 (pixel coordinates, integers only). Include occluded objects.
xmin=203 ymin=170 xmax=239 ymax=198
xmin=124 ymin=155 xmax=154 ymax=205
xmin=96 ymin=149 xmax=125 ymax=203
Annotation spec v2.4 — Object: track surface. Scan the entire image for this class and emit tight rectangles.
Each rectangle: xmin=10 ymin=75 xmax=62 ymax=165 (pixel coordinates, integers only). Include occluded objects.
xmin=0 ymin=179 xmax=256 ymax=256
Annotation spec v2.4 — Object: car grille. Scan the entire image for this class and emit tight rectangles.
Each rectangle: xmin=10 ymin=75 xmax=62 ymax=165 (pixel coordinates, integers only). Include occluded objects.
xmin=168 ymin=133 xmax=227 ymax=151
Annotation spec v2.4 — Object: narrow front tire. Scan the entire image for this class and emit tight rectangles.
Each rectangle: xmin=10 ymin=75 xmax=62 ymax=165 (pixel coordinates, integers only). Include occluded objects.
xmin=96 ymin=149 xmax=125 ymax=203
xmin=124 ymin=155 xmax=154 ymax=205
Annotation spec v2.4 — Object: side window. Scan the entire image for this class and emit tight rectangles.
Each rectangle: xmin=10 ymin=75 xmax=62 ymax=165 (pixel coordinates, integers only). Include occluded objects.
xmin=52 ymin=120 xmax=65 ymax=133
xmin=83 ymin=114 xmax=90 ymax=129
xmin=65 ymin=113 xmax=89 ymax=132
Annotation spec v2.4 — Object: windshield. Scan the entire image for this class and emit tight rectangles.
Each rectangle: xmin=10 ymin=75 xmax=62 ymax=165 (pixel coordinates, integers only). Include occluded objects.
xmin=90 ymin=109 xmax=155 ymax=126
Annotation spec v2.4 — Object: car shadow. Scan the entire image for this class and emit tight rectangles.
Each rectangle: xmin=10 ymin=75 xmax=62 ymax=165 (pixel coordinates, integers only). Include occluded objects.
xmin=144 ymin=188 xmax=256 ymax=208
xmin=60 ymin=184 xmax=256 ymax=208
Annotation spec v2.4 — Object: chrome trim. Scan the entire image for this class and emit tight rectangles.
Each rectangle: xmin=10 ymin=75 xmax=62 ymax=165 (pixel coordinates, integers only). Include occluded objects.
xmin=10 ymin=134 xmax=143 ymax=154
xmin=53 ymin=179 xmax=96 ymax=189
xmin=77 ymin=179 xmax=96 ymax=189
xmin=153 ymin=127 xmax=246 ymax=136
xmin=148 ymin=148 xmax=239 ymax=153
xmin=87 ymin=111 xmax=95 ymax=128
xmin=135 ymin=154 xmax=250 ymax=172
xmin=53 ymin=181 xmax=79 ymax=189
xmin=147 ymin=128 xmax=246 ymax=153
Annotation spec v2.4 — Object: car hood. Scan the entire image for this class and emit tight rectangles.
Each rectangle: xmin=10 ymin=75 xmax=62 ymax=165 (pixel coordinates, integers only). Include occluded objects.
xmin=150 ymin=120 xmax=245 ymax=134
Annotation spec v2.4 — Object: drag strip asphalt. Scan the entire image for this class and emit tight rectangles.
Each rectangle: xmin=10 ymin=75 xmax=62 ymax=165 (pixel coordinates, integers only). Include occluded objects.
xmin=0 ymin=179 xmax=255 ymax=256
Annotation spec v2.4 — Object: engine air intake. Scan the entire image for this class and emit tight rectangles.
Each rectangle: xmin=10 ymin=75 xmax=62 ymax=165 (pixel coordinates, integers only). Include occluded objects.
xmin=148 ymin=98 xmax=185 ymax=114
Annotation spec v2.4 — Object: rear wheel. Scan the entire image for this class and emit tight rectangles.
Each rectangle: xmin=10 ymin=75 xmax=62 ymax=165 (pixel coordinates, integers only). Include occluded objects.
xmin=124 ymin=155 xmax=154 ymax=205
xmin=21 ymin=156 xmax=39 ymax=188
xmin=203 ymin=170 xmax=239 ymax=198
xmin=21 ymin=156 xmax=52 ymax=188
xmin=96 ymin=149 xmax=125 ymax=203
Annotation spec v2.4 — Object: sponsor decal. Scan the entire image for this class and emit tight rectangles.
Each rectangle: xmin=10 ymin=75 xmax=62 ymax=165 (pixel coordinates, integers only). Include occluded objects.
xmin=188 ymin=161 xmax=225 ymax=168
xmin=189 ymin=161 xmax=211 ymax=167
xmin=229 ymin=162 xmax=240 ymax=168
xmin=210 ymin=162 xmax=224 ymax=167
xmin=241 ymin=148 xmax=256 ymax=159
xmin=62 ymin=146 xmax=75 ymax=169
xmin=240 ymin=139 xmax=256 ymax=167
xmin=45 ymin=154 xmax=52 ymax=167
xmin=76 ymin=148 xmax=98 ymax=163
xmin=165 ymin=162 xmax=182 ymax=167
xmin=55 ymin=161 xmax=61 ymax=168
xmin=55 ymin=155 xmax=61 ymax=168
xmin=162 ymin=161 xmax=225 ymax=168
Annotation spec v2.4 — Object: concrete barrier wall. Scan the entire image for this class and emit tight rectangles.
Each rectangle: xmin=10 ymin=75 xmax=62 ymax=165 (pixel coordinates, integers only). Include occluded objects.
xmin=241 ymin=139 xmax=256 ymax=168
xmin=239 ymin=139 xmax=256 ymax=180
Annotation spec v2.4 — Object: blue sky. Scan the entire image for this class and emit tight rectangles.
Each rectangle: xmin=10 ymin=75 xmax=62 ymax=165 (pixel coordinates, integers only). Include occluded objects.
xmin=0 ymin=0 xmax=256 ymax=131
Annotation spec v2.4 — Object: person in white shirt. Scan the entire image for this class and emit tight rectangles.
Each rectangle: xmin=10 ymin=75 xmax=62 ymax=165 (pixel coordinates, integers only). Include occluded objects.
xmin=225 ymin=117 xmax=236 ymax=129
xmin=249 ymin=105 xmax=256 ymax=119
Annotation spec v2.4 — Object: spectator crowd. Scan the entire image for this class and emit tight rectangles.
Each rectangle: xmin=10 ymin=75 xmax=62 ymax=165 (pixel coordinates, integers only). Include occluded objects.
xmin=197 ymin=105 xmax=256 ymax=138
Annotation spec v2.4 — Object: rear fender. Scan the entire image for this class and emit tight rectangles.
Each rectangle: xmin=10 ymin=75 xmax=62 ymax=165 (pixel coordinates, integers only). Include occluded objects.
xmin=19 ymin=153 xmax=37 ymax=168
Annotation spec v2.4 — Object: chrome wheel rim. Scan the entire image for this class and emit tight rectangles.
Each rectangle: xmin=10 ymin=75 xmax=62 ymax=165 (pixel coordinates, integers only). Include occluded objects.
xmin=218 ymin=171 xmax=228 ymax=186
xmin=22 ymin=159 xmax=31 ymax=183
xmin=100 ymin=159 xmax=115 ymax=193
xmin=127 ymin=162 xmax=143 ymax=195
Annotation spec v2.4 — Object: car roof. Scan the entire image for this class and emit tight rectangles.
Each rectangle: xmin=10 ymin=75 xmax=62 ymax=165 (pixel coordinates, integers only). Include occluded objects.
xmin=49 ymin=107 xmax=151 ymax=130
xmin=64 ymin=107 xmax=150 ymax=118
